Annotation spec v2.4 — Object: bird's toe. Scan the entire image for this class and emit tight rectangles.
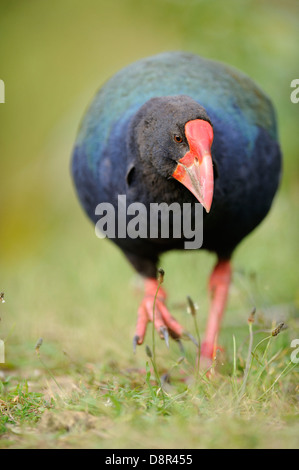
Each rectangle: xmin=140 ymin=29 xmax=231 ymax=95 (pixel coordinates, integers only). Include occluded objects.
xmin=133 ymin=294 xmax=187 ymax=349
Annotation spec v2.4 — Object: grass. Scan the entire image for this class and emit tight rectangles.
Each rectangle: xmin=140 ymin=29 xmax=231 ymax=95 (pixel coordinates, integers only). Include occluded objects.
xmin=0 ymin=380 xmax=53 ymax=437
xmin=0 ymin=320 xmax=297 ymax=449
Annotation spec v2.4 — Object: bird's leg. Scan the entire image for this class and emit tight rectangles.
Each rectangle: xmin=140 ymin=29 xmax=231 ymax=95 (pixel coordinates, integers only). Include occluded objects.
xmin=133 ymin=277 xmax=185 ymax=350
xmin=200 ymin=259 xmax=232 ymax=368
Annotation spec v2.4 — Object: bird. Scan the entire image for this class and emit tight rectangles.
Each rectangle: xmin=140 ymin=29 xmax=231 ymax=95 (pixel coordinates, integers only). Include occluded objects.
xmin=71 ymin=52 xmax=282 ymax=367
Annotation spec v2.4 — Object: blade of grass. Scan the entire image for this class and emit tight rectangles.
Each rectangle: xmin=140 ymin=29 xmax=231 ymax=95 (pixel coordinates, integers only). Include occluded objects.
xmin=238 ymin=309 xmax=255 ymax=401
xmin=151 ymin=268 xmax=164 ymax=364
xmin=35 ymin=338 xmax=65 ymax=399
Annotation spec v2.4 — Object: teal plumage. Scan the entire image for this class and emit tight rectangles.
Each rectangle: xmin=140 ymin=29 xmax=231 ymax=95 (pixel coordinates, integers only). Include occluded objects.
xmin=75 ymin=52 xmax=278 ymax=175
xmin=71 ymin=52 xmax=282 ymax=358
xmin=72 ymin=51 xmax=281 ymax=262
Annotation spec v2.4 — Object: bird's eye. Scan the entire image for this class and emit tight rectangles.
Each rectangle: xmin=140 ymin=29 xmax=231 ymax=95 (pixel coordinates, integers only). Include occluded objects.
xmin=174 ymin=134 xmax=183 ymax=143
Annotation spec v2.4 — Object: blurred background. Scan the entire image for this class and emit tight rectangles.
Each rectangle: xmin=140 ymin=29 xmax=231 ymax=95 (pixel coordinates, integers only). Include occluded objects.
xmin=0 ymin=0 xmax=298 ymax=368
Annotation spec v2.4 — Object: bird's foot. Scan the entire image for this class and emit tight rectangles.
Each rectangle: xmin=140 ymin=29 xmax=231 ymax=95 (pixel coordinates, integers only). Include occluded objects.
xmin=133 ymin=278 xmax=195 ymax=351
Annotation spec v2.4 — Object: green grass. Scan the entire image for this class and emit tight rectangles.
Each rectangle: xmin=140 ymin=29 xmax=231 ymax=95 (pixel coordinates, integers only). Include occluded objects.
xmin=0 ymin=319 xmax=297 ymax=449
xmin=0 ymin=380 xmax=53 ymax=437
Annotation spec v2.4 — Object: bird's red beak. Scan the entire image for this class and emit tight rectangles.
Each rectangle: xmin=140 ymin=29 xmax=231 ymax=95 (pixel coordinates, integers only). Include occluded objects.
xmin=172 ymin=119 xmax=214 ymax=213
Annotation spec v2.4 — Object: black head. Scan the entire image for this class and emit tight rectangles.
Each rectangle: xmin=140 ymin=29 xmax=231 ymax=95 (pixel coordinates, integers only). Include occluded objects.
xmin=129 ymin=95 xmax=212 ymax=178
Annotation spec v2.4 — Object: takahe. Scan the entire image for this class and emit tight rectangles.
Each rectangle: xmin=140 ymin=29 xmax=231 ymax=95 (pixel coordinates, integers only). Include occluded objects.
xmin=71 ymin=52 xmax=281 ymax=366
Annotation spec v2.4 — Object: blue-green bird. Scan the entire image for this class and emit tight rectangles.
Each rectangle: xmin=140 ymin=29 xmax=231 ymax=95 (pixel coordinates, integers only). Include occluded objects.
xmin=72 ymin=52 xmax=281 ymax=366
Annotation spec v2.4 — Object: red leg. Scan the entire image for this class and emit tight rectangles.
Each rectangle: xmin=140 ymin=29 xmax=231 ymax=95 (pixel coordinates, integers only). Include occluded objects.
xmin=133 ymin=277 xmax=185 ymax=349
xmin=200 ymin=259 xmax=232 ymax=368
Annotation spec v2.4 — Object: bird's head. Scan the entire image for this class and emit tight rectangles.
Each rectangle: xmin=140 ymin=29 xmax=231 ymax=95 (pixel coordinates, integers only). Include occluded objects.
xmin=131 ymin=95 xmax=214 ymax=212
